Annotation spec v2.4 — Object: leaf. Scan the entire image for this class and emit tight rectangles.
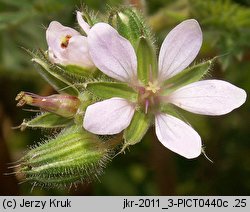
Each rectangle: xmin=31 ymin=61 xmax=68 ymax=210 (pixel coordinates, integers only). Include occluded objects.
xmin=122 ymin=110 xmax=151 ymax=150
xmin=86 ymin=82 xmax=138 ymax=101
xmin=136 ymin=36 xmax=158 ymax=84
xmin=19 ymin=112 xmax=73 ymax=131
xmin=161 ymin=59 xmax=213 ymax=95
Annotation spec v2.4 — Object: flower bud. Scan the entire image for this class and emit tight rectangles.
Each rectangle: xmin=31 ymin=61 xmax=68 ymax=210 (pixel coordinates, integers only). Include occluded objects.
xmin=15 ymin=92 xmax=80 ymax=118
xmin=17 ymin=126 xmax=117 ymax=187
xmin=46 ymin=21 xmax=94 ymax=69
xmin=108 ymin=8 xmax=153 ymax=47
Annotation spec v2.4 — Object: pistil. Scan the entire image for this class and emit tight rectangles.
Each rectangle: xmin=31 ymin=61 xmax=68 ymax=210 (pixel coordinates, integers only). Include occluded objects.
xmin=138 ymin=81 xmax=161 ymax=114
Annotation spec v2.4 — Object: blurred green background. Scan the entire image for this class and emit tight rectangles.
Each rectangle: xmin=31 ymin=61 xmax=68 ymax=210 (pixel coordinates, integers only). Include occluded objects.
xmin=0 ymin=0 xmax=249 ymax=195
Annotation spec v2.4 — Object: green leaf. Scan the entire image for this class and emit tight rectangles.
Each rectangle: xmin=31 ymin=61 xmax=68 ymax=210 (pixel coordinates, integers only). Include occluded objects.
xmin=136 ymin=36 xmax=158 ymax=84
xmin=161 ymin=59 xmax=213 ymax=95
xmin=32 ymin=58 xmax=78 ymax=96
xmin=122 ymin=110 xmax=151 ymax=150
xmin=19 ymin=112 xmax=73 ymax=131
xmin=86 ymin=82 xmax=138 ymax=101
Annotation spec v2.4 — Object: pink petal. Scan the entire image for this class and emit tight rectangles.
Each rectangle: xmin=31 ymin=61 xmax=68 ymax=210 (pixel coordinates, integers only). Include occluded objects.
xmin=76 ymin=11 xmax=90 ymax=35
xmin=46 ymin=21 xmax=80 ymax=54
xmin=168 ymin=80 xmax=247 ymax=115
xmin=155 ymin=113 xmax=202 ymax=159
xmin=48 ymin=47 xmax=61 ymax=64
xmin=61 ymin=35 xmax=94 ymax=68
xmin=158 ymin=19 xmax=202 ymax=81
xmin=83 ymin=98 xmax=135 ymax=135
xmin=88 ymin=23 xmax=137 ymax=83
xmin=46 ymin=21 xmax=94 ymax=68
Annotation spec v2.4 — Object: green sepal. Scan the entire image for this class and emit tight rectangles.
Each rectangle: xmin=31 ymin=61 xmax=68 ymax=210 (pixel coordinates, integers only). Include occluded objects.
xmin=63 ymin=65 xmax=96 ymax=78
xmin=136 ymin=36 xmax=158 ymax=84
xmin=160 ymin=104 xmax=183 ymax=119
xmin=109 ymin=8 xmax=153 ymax=48
xmin=161 ymin=59 xmax=213 ymax=95
xmin=122 ymin=110 xmax=151 ymax=151
xmin=74 ymin=93 xmax=93 ymax=125
xmin=159 ymin=104 xmax=190 ymax=125
xmin=86 ymin=82 xmax=138 ymax=101
xmin=23 ymin=48 xmax=79 ymax=95
xmin=78 ymin=9 xmax=94 ymax=28
xmin=19 ymin=112 xmax=73 ymax=131
xmin=78 ymin=6 xmax=100 ymax=28
xmin=32 ymin=57 xmax=78 ymax=96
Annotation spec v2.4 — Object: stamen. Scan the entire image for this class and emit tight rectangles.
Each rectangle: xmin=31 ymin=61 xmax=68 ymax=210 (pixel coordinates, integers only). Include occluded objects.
xmin=60 ymin=35 xmax=72 ymax=48
xmin=146 ymin=81 xmax=160 ymax=93
xmin=15 ymin=91 xmax=34 ymax=106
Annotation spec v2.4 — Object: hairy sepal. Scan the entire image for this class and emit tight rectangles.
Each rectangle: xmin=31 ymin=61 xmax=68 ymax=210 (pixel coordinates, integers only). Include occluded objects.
xmin=161 ymin=59 xmax=213 ymax=95
xmin=86 ymin=82 xmax=138 ymax=102
xmin=32 ymin=57 xmax=78 ymax=96
xmin=122 ymin=110 xmax=151 ymax=151
xmin=109 ymin=8 xmax=153 ymax=48
xmin=19 ymin=112 xmax=73 ymax=131
xmin=136 ymin=36 xmax=158 ymax=84
xmin=63 ymin=65 xmax=96 ymax=79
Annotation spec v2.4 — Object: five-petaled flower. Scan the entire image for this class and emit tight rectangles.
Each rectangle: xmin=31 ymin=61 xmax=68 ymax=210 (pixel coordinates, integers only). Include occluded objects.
xmin=46 ymin=11 xmax=94 ymax=68
xmin=83 ymin=19 xmax=246 ymax=159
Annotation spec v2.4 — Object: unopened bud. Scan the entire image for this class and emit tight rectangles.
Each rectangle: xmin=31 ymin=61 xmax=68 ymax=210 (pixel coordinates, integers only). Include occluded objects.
xmin=17 ymin=126 xmax=118 ymax=187
xmin=16 ymin=92 xmax=80 ymax=118
xmin=109 ymin=8 xmax=152 ymax=47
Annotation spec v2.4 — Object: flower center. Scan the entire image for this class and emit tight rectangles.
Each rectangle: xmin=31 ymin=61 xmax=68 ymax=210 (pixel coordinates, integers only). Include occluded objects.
xmin=145 ymin=81 xmax=160 ymax=93
xmin=60 ymin=35 xmax=72 ymax=48
xmin=138 ymin=81 xmax=161 ymax=114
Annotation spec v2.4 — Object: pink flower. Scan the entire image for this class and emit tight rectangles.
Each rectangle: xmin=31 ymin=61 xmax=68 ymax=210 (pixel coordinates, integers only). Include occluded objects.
xmin=46 ymin=11 xmax=94 ymax=68
xmin=83 ymin=20 xmax=247 ymax=158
